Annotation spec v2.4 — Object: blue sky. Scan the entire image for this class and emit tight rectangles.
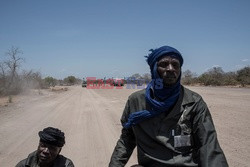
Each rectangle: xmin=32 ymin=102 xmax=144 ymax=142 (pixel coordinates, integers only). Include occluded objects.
xmin=0 ymin=0 xmax=249 ymax=79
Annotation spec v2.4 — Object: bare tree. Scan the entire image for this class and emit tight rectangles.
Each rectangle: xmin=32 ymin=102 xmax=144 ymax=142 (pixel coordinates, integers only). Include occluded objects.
xmin=2 ymin=46 xmax=24 ymax=94
xmin=182 ymin=70 xmax=198 ymax=85
xmin=21 ymin=70 xmax=44 ymax=89
xmin=0 ymin=62 xmax=6 ymax=77
xmin=142 ymin=73 xmax=151 ymax=84
xmin=5 ymin=46 xmax=24 ymax=84
xmin=131 ymin=73 xmax=142 ymax=79
xmin=142 ymin=73 xmax=151 ymax=80
xmin=0 ymin=62 xmax=7 ymax=94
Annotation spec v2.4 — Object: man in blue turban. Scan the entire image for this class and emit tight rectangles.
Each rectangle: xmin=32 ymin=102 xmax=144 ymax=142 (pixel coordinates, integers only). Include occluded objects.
xmin=109 ymin=46 xmax=228 ymax=167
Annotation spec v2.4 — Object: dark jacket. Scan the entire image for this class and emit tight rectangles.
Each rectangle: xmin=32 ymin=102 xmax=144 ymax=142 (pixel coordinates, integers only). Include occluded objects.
xmin=109 ymin=86 xmax=228 ymax=167
xmin=16 ymin=151 xmax=74 ymax=167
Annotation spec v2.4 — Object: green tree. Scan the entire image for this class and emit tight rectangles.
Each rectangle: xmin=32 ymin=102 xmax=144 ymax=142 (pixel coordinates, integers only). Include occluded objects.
xmin=64 ymin=76 xmax=77 ymax=85
xmin=223 ymin=72 xmax=238 ymax=86
xmin=237 ymin=66 xmax=250 ymax=87
xmin=44 ymin=76 xmax=57 ymax=87
xmin=198 ymin=67 xmax=225 ymax=86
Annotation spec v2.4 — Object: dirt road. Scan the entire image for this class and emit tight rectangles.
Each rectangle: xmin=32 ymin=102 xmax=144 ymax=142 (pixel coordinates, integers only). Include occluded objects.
xmin=0 ymin=86 xmax=249 ymax=167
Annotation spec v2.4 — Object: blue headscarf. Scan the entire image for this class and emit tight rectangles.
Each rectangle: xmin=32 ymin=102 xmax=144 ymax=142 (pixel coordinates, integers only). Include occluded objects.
xmin=123 ymin=46 xmax=183 ymax=128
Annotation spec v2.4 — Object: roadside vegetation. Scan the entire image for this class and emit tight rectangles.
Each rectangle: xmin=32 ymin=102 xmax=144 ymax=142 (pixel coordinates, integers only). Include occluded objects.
xmin=181 ymin=66 xmax=250 ymax=87
xmin=0 ymin=46 xmax=81 ymax=96
xmin=1 ymin=46 xmax=249 ymax=96
xmin=129 ymin=67 xmax=250 ymax=87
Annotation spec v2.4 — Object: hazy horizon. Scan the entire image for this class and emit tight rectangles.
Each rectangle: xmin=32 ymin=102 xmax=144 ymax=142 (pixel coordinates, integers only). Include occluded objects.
xmin=1 ymin=0 xmax=249 ymax=79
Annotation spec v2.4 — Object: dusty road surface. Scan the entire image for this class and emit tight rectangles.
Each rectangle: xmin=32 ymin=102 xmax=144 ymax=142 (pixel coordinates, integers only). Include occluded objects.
xmin=0 ymin=86 xmax=249 ymax=167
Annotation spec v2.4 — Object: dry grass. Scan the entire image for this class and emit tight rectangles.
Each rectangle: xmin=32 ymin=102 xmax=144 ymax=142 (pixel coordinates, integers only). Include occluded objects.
xmin=50 ymin=86 xmax=68 ymax=91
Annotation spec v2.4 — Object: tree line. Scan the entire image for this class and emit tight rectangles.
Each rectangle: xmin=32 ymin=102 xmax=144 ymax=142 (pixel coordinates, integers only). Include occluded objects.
xmin=182 ymin=66 xmax=250 ymax=87
xmin=1 ymin=46 xmax=249 ymax=96
xmin=129 ymin=66 xmax=249 ymax=87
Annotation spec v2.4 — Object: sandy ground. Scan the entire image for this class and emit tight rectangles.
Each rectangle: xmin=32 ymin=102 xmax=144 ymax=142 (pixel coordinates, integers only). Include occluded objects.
xmin=0 ymin=85 xmax=249 ymax=167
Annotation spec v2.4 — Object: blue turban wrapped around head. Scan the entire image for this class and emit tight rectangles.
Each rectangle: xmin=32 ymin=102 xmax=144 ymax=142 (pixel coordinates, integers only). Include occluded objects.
xmin=145 ymin=45 xmax=183 ymax=101
xmin=123 ymin=45 xmax=184 ymax=129
xmin=146 ymin=45 xmax=183 ymax=79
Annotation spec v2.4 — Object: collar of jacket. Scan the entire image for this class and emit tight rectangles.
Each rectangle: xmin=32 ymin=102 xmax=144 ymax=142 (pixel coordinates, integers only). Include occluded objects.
xmin=24 ymin=151 xmax=38 ymax=166
xmin=180 ymin=86 xmax=196 ymax=111
xmin=182 ymin=87 xmax=196 ymax=104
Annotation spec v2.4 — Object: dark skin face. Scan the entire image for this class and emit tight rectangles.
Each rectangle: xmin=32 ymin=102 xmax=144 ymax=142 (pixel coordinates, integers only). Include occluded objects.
xmin=157 ymin=55 xmax=181 ymax=87
xmin=37 ymin=142 xmax=61 ymax=167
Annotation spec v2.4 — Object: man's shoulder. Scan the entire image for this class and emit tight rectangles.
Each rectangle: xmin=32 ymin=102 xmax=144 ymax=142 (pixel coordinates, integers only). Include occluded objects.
xmin=128 ymin=89 xmax=146 ymax=100
xmin=15 ymin=151 xmax=37 ymax=167
xmin=15 ymin=159 xmax=26 ymax=167
xmin=182 ymin=86 xmax=203 ymax=102
xmin=55 ymin=154 xmax=74 ymax=166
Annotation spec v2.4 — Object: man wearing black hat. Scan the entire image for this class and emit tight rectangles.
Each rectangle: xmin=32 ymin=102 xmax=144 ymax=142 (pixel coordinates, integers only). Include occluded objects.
xmin=109 ymin=46 xmax=228 ymax=167
xmin=16 ymin=127 xmax=74 ymax=167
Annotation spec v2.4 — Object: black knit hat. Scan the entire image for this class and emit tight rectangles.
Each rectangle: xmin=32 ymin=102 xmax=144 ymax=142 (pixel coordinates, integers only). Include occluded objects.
xmin=38 ymin=127 xmax=65 ymax=147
